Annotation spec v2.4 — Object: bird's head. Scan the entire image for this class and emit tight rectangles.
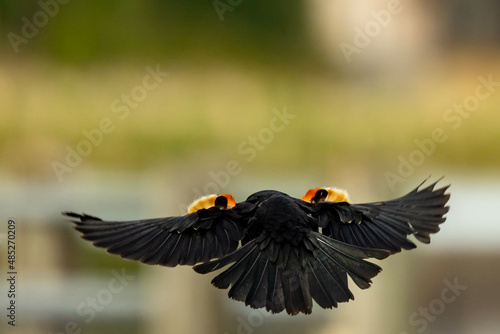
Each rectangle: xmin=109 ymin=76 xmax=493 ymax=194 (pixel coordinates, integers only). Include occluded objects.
xmin=301 ymin=187 xmax=350 ymax=203
xmin=187 ymin=194 xmax=236 ymax=213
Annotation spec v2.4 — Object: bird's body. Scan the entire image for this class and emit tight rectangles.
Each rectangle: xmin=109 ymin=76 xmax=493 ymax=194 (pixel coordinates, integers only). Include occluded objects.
xmin=65 ymin=179 xmax=450 ymax=315
xmin=244 ymin=191 xmax=312 ymax=244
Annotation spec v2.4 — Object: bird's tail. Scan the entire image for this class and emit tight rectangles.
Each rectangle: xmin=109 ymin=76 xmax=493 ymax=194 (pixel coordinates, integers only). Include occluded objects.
xmin=193 ymin=231 xmax=389 ymax=315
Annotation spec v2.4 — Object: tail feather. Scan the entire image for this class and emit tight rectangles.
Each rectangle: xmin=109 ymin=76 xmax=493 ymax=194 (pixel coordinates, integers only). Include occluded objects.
xmin=195 ymin=242 xmax=259 ymax=281
xmin=193 ymin=232 xmax=388 ymax=315
xmin=314 ymin=233 xmax=387 ymax=289
xmin=309 ymin=246 xmax=355 ymax=305
xmin=228 ymin=251 xmax=263 ymax=301
xmin=283 ymin=271 xmax=312 ymax=315
xmin=266 ymin=264 xmax=285 ymax=313
xmin=306 ymin=257 xmax=346 ymax=309
xmin=245 ymin=257 xmax=270 ymax=309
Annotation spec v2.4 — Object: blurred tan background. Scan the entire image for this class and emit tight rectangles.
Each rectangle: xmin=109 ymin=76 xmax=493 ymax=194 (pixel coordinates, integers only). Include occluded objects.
xmin=1 ymin=1 xmax=499 ymax=333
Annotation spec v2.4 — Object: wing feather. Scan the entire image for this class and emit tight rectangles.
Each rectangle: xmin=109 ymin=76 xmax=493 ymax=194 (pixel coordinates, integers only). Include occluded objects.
xmin=311 ymin=180 xmax=450 ymax=253
xmin=64 ymin=204 xmax=252 ymax=267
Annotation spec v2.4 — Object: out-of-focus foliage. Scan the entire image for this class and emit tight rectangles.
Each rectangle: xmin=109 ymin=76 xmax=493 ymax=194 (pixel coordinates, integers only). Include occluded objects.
xmin=0 ymin=0 xmax=317 ymax=66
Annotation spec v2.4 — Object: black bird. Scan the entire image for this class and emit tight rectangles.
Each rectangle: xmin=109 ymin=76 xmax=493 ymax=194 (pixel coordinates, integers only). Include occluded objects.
xmin=64 ymin=179 xmax=450 ymax=315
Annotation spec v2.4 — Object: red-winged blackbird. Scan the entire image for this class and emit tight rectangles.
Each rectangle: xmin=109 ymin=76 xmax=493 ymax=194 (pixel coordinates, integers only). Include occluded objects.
xmin=64 ymin=179 xmax=450 ymax=315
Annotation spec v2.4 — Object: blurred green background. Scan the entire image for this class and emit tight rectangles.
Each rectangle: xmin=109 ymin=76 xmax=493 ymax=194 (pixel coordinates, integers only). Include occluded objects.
xmin=1 ymin=1 xmax=500 ymax=334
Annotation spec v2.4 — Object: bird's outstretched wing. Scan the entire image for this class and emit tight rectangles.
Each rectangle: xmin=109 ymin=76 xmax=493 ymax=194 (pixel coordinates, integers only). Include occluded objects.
xmin=64 ymin=201 xmax=255 ymax=267
xmin=305 ymin=180 xmax=450 ymax=254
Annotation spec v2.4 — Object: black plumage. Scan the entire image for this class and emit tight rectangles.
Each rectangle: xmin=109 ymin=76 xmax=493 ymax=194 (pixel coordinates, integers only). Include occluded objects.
xmin=64 ymin=179 xmax=450 ymax=315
